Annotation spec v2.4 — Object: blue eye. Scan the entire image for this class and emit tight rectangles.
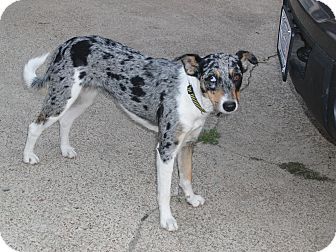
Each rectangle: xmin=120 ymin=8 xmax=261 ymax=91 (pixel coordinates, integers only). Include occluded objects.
xmin=210 ymin=76 xmax=217 ymax=82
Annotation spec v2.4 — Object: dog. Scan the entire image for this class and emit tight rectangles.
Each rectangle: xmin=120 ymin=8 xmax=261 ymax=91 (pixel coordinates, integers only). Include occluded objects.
xmin=22 ymin=35 xmax=257 ymax=231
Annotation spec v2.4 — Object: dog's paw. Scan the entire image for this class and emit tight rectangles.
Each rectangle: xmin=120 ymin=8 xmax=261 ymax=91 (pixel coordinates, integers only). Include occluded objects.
xmin=187 ymin=194 xmax=205 ymax=207
xmin=61 ymin=146 xmax=77 ymax=159
xmin=23 ymin=152 xmax=40 ymax=165
xmin=160 ymin=216 xmax=178 ymax=231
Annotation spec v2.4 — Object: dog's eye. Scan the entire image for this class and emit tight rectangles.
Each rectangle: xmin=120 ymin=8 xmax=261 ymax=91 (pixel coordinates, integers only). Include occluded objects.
xmin=210 ymin=76 xmax=217 ymax=82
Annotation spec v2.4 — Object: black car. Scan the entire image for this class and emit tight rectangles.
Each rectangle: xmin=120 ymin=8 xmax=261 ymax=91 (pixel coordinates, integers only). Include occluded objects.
xmin=277 ymin=0 xmax=336 ymax=142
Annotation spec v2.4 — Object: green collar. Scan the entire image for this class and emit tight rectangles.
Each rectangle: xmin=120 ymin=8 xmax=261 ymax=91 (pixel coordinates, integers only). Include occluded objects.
xmin=187 ymin=84 xmax=207 ymax=113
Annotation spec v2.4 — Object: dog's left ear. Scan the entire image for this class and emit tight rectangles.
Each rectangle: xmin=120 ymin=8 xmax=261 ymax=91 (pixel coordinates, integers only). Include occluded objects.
xmin=236 ymin=50 xmax=258 ymax=72
xmin=174 ymin=54 xmax=202 ymax=77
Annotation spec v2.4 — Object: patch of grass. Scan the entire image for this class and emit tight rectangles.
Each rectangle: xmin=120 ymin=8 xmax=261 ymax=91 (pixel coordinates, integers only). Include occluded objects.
xmin=198 ymin=128 xmax=220 ymax=145
xmin=279 ymin=162 xmax=334 ymax=182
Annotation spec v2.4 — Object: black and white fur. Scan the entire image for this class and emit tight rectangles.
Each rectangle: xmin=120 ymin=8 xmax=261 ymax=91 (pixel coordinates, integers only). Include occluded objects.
xmin=23 ymin=35 xmax=257 ymax=231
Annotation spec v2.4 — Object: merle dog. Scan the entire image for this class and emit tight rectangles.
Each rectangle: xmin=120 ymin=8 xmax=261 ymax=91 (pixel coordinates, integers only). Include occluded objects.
xmin=23 ymin=35 xmax=257 ymax=231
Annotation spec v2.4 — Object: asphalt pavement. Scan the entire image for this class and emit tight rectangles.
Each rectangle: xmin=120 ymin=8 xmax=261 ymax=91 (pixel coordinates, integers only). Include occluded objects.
xmin=0 ymin=0 xmax=335 ymax=251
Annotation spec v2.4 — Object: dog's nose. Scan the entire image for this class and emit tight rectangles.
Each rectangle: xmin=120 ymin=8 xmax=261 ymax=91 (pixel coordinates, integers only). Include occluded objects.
xmin=223 ymin=101 xmax=236 ymax=112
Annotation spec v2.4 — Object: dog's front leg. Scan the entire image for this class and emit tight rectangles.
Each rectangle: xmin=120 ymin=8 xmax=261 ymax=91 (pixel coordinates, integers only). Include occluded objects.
xmin=177 ymin=144 xmax=205 ymax=207
xmin=156 ymin=148 xmax=178 ymax=231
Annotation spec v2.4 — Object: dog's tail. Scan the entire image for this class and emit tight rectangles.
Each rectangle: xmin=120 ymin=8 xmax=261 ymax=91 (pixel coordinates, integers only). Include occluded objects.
xmin=23 ymin=53 xmax=49 ymax=89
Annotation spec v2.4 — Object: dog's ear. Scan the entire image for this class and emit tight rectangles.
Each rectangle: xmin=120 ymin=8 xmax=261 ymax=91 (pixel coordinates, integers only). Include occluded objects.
xmin=174 ymin=54 xmax=202 ymax=77
xmin=236 ymin=50 xmax=258 ymax=72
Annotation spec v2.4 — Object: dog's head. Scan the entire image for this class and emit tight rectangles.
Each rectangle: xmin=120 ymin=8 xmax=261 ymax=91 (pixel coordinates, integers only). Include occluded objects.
xmin=175 ymin=51 xmax=257 ymax=114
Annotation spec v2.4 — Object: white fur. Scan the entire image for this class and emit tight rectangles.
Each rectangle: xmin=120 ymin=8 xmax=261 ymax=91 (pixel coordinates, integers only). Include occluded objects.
xmin=156 ymin=147 xmax=178 ymax=231
xmin=180 ymin=179 xmax=205 ymax=207
xmin=23 ymin=53 xmax=49 ymax=87
xmin=60 ymin=89 xmax=97 ymax=158
xmin=64 ymin=69 xmax=83 ymax=111
xmin=120 ymin=105 xmax=159 ymax=132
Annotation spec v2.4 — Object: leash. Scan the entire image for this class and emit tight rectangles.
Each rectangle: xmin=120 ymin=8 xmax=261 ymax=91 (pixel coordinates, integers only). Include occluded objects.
xmin=187 ymin=84 xmax=207 ymax=113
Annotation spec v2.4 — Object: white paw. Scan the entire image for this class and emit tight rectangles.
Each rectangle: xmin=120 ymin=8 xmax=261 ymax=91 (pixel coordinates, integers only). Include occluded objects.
xmin=23 ymin=152 xmax=40 ymax=164
xmin=160 ymin=216 xmax=178 ymax=231
xmin=61 ymin=146 xmax=77 ymax=159
xmin=187 ymin=194 xmax=205 ymax=207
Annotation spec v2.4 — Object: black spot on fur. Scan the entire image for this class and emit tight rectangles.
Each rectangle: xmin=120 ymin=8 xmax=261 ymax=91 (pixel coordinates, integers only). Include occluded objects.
xmin=51 ymin=96 xmax=56 ymax=101
xmin=120 ymin=59 xmax=130 ymax=65
xmin=163 ymin=133 xmax=167 ymax=139
xmin=157 ymin=104 xmax=164 ymax=122
xmin=130 ymin=76 xmax=145 ymax=86
xmin=64 ymin=85 xmax=69 ymax=88
xmin=107 ymin=72 xmax=123 ymax=81
xmin=166 ymin=122 xmax=171 ymax=130
xmin=131 ymin=96 xmax=141 ymax=103
xmin=130 ymin=76 xmax=146 ymax=97
xmin=103 ymin=38 xmax=116 ymax=47
xmin=60 ymin=77 xmax=65 ymax=82
xmin=143 ymin=105 xmax=148 ymax=110
xmin=119 ymin=84 xmax=126 ymax=91
xmin=79 ymin=71 xmax=86 ymax=79
xmin=131 ymin=86 xmax=146 ymax=97
xmin=143 ymin=71 xmax=153 ymax=79
xmin=174 ymin=141 xmax=179 ymax=145
xmin=54 ymin=48 xmax=63 ymax=63
xmin=163 ymin=142 xmax=172 ymax=149
xmin=70 ymin=40 xmax=92 ymax=67
xmin=103 ymin=53 xmax=114 ymax=60
xmin=160 ymin=91 xmax=166 ymax=102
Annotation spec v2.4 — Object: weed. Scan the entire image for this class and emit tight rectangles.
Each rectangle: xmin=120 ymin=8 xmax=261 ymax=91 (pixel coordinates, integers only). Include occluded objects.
xmin=198 ymin=128 xmax=220 ymax=145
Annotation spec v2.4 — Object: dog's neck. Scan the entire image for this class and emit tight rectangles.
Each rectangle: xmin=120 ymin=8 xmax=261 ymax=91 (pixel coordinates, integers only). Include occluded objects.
xmin=186 ymin=76 xmax=213 ymax=114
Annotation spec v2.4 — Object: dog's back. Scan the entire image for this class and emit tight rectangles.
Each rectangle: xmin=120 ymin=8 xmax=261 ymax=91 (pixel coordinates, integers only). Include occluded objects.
xmin=28 ymin=36 xmax=181 ymax=124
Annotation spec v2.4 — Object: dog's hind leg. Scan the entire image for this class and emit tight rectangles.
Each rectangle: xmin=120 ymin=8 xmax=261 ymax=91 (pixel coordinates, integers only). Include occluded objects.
xmin=23 ymin=70 xmax=83 ymax=164
xmin=24 ymin=116 xmax=61 ymax=164
xmin=59 ymin=89 xmax=97 ymax=158
xmin=177 ymin=144 xmax=205 ymax=207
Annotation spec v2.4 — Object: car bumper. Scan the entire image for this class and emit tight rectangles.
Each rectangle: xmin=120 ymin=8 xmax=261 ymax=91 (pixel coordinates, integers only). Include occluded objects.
xmin=280 ymin=0 xmax=336 ymax=141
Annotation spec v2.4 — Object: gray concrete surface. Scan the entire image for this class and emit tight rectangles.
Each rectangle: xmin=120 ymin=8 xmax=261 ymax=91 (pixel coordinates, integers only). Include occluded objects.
xmin=0 ymin=0 xmax=335 ymax=251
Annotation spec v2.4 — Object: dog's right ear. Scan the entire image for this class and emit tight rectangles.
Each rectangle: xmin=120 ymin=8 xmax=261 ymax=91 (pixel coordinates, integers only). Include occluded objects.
xmin=174 ymin=54 xmax=202 ymax=77
xmin=236 ymin=50 xmax=258 ymax=73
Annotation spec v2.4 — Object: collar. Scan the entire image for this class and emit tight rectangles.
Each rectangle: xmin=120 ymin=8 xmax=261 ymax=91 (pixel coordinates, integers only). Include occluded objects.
xmin=187 ymin=83 xmax=207 ymax=113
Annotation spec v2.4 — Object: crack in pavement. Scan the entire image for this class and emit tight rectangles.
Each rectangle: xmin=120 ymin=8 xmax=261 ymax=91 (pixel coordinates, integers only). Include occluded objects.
xmin=218 ymin=145 xmax=335 ymax=182
xmin=128 ymin=208 xmax=158 ymax=252
xmin=258 ymin=53 xmax=278 ymax=64
xmin=241 ymin=53 xmax=278 ymax=92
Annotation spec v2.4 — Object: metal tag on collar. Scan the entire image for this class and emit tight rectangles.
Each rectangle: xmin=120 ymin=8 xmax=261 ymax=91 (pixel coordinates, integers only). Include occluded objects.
xmin=187 ymin=84 xmax=206 ymax=113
